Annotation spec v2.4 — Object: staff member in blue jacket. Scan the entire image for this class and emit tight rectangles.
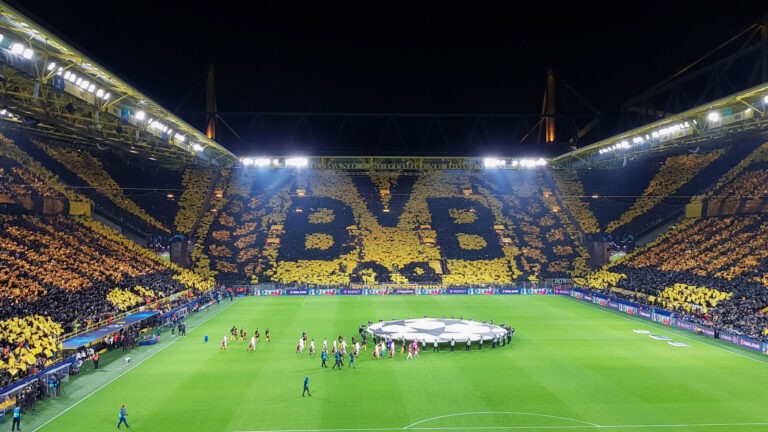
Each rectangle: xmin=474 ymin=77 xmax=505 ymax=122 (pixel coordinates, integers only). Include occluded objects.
xmin=117 ymin=404 xmax=129 ymax=428
xmin=11 ymin=404 xmax=22 ymax=431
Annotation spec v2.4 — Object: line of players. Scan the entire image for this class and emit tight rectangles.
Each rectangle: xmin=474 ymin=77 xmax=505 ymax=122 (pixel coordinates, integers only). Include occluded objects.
xmin=290 ymin=331 xmax=360 ymax=369
xmin=362 ymin=321 xmax=516 ymax=358
xmin=297 ymin=331 xmax=361 ymax=358
xmin=292 ymin=322 xmax=517 ymax=367
xmin=220 ymin=325 xmax=270 ymax=350
xmin=222 ymin=321 xmax=516 ymax=357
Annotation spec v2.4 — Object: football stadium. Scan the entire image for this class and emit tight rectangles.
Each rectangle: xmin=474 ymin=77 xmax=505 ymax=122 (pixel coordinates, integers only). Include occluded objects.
xmin=1 ymin=2 xmax=768 ymax=432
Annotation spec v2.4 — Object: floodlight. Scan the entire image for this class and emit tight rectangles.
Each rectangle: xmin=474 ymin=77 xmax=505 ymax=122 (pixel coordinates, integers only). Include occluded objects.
xmin=707 ymin=112 xmax=720 ymax=122
xmin=46 ymin=62 xmax=56 ymax=71
xmin=88 ymin=84 xmax=96 ymax=93
xmin=192 ymin=143 xmax=204 ymax=152
xmin=483 ymin=157 xmax=505 ymax=168
xmin=241 ymin=157 xmax=254 ymax=166
xmin=254 ymin=157 xmax=270 ymax=167
xmin=285 ymin=157 xmax=308 ymax=167
xmin=22 ymin=48 xmax=32 ymax=59
xmin=96 ymin=89 xmax=104 ymax=98
xmin=135 ymin=110 xmax=146 ymax=120
xmin=103 ymin=92 xmax=111 ymax=100
xmin=10 ymin=43 xmax=23 ymax=55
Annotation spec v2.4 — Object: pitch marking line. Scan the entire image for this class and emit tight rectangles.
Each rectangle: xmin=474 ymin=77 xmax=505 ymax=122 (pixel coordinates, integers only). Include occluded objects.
xmin=404 ymin=423 xmax=768 ymax=430
xmin=232 ymin=412 xmax=768 ymax=431
xmin=233 ymin=421 xmax=768 ymax=431
xmin=31 ymin=298 xmax=238 ymax=432
xmin=405 ymin=411 xmax=600 ymax=428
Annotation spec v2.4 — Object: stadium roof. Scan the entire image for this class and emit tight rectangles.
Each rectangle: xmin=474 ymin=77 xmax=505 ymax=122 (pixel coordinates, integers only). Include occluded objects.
xmin=0 ymin=1 xmax=239 ymax=168
xmin=0 ymin=0 xmax=766 ymax=171
xmin=550 ymin=81 xmax=768 ymax=169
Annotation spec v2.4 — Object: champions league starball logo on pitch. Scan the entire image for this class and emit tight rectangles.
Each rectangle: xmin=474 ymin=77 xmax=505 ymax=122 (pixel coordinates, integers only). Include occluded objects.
xmin=367 ymin=318 xmax=508 ymax=343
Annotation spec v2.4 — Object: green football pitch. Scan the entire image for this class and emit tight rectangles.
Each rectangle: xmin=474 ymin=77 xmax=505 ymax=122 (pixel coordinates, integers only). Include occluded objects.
xmin=21 ymin=295 xmax=768 ymax=432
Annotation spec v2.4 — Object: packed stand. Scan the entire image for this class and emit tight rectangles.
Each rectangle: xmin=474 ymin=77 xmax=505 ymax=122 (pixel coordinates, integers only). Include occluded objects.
xmin=201 ymin=168 xmax=587 ymax=286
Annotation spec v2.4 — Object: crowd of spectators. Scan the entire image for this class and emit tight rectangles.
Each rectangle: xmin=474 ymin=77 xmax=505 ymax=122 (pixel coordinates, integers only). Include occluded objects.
xmin=0 ymin=135 xmax=85 ymax=206
xmin=0 ymin=315 xmax=62 ymax=385
xmin=583 ymin=212 xmax=768 ymax=341
xmin=37 ymin=143 xmax=170 ymax=233
xmin=0 ymin=156 xmax=64 ymax=200
xmin=4 ymin=128 xmax=768 ymax=377
xmin=174 ymin=167 xmax=217 ymax=234
xmin=605 ymin=151 xmax=724 ymax=233
xmin=3 ymin=132 xmax=204 ymax=244
xmin=562 ymin=142 xmax=768 ymax=343
xmin=549 ymin=168 xmax=601 ymax=234
xmin=0 ymin=212 xmax=214 ymax=381
xmin=201 ymin=169 xmax=587 ymax=286
xmin=551 ymin=140 xmax=764 ymax=241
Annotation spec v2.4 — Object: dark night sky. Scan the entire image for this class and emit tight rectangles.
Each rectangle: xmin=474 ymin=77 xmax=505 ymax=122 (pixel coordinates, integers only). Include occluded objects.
xmin=7 ymin=1 xmax=768 ymax=156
